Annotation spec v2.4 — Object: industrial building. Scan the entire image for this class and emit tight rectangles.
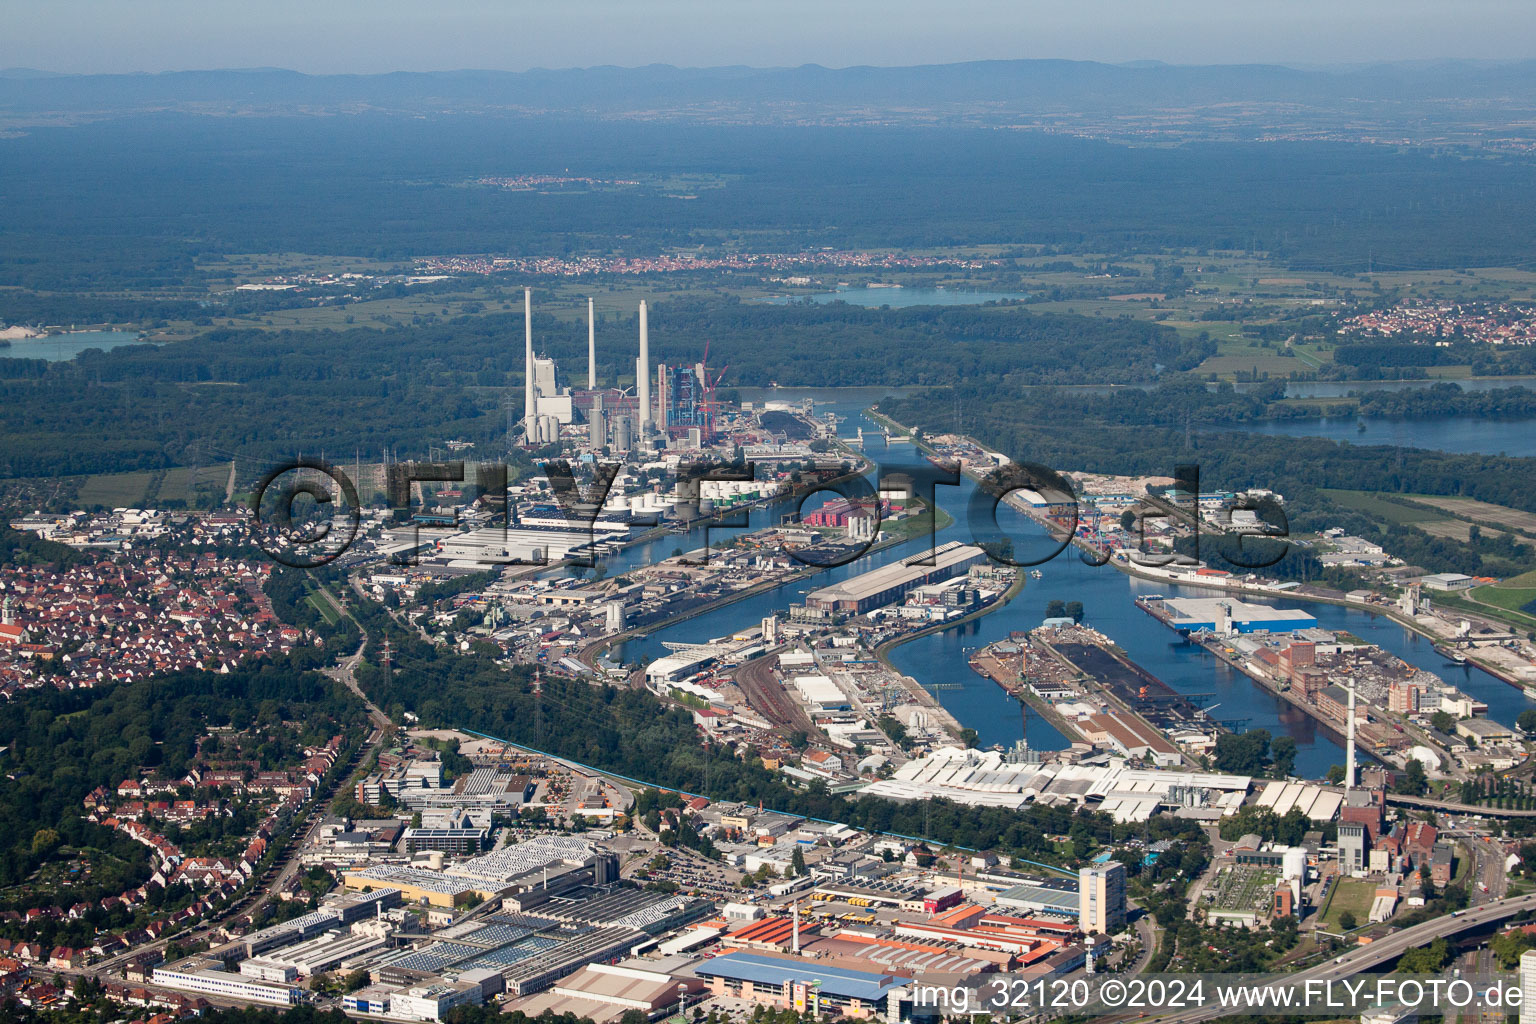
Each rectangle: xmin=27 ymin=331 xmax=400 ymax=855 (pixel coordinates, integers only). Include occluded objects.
xmin=342 ymin=865 xmax=486 ymax=908
xmin=694 ymin=950 xmax=906 ymax=1019
xmin=993 ymin=880 xmax=1081 ymax=918
xmin=1251 ymin=780 xmax=1346 ymax=823
xmin=1157 ymin=597 xmax=1317 ymax=634
xmin=238 ymin=889 xmax=400 ymax=957
xmin=861 ymin=747 xmax=1251 ymax=822
xmin=403 ymin=826 xmax=491 ymax=855
xmin=153 ymin=959 xmax=300 ymax=1006
xmin=510 ymin=963 xmax=705 ymax=1023
xmin=446 ymin=834 xmax=620 ymax=892
xmin=793 ymin=674 xmax=850 ymax=711
xmin=803 ymin=542 xmax=988 ymax=617
xmin=435 ymin=525 xmax=611 ymax=566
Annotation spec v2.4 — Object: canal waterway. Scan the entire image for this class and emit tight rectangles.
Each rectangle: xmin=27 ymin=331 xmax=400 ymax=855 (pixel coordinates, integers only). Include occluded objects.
xmin=601 ymin=389 xmax=1536 ymax=780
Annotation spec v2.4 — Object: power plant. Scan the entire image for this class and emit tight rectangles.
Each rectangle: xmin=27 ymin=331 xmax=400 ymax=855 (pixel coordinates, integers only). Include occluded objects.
xmin=518 ymin=293 xmax=721 ymax=452
xmin=520 ymin=289 xmax=574 ymax=446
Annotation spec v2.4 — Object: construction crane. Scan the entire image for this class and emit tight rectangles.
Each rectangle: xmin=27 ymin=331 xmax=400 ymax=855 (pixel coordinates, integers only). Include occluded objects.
xmin=703 ymin=365 xmax=730 ymax=441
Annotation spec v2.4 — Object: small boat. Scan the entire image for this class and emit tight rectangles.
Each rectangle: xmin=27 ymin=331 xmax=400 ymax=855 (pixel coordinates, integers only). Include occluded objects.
xmin=1525 ymin=685 xmax=1536 ymax=701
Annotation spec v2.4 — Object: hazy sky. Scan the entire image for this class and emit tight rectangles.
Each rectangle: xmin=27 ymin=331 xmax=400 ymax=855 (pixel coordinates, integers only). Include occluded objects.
xmin=5 ymin=0 xmax=1535 ymax=74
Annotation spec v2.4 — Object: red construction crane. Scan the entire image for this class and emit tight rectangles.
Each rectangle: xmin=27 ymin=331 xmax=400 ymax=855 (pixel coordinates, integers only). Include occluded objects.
xmin=703 ymin=364 xmax=729 ymax=440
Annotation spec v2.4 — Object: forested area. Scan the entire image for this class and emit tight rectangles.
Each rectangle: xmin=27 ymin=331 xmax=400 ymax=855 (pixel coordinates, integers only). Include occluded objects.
xmin=0 ymin=666 xmax=368 ymax=898
xmin=0 ymin=522 xmax=84 ymax=567
xmin=1354 ymin=382 xmax=1536 ymax=419
xmin=1328 ymin=339 xmax=1536 ymax=378
xmin=647 ymin=297 xmax=1210 ymax=387
xmin=0 ymin=300 xmax=1202 ymax=479
xmin=262 ymin=567 xmax=360 ymax=647
xmin=961 ymin=377 xmax=1536 ymax=431
xmin=888 ymin=381 xmax=1536 ymax=513
xmin=5 ymin=116 xmax=1536 ymax=291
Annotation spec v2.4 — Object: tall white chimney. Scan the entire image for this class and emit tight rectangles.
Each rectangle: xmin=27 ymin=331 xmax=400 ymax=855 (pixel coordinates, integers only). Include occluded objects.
xmin=792 ymin=901 xmax=800 ymax=953
xmin=1345 ymin=681 xmax=1357 ymax=791
xmin=587 ymin=297 xmax=597 ymax=390
xmin=637 ymin=300 xmax=652 ymax=435
xmin=524 ymin=288 xmax=537 ymax=438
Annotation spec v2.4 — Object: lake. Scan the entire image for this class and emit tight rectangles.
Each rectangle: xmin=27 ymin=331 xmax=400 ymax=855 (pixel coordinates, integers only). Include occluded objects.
xmin=1219 ymin=415 xmax=1536 ymax=457
xmin=2 ymin=330 xmax=153 ymax=362
xmin=1268 ymin=377 xmax=1536 ymax=398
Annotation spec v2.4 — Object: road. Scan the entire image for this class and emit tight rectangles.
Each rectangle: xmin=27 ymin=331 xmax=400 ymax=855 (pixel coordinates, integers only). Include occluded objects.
xmin=1138 ymin=891 xmax=1536 ymax=1024
xmin=1127 ymin=908 xmax=1158 ymax=975
xmin=82 ymin=599 xmax=392 ymax=977
xmin=323 ymin=634 xmax=392 ymax=731
xmin=1388 ymin=793 xmax=1536 ymax=818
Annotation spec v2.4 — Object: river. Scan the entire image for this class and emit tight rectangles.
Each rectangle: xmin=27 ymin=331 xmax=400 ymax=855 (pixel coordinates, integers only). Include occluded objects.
xmin=600 ymin=389 xmax=1535 ymax=780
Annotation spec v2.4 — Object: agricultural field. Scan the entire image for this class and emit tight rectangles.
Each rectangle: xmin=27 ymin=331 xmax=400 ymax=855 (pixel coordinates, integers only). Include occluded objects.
xmin=74 ymin=470 xmax=161 ymax=509
xmin=1321 ymin=489 xmax=1445 ymax=525
xmin=1417 ymin=520 xmax=1509 ymax=544
xmin=1404 ymin=496 xmax=1536 ymax=538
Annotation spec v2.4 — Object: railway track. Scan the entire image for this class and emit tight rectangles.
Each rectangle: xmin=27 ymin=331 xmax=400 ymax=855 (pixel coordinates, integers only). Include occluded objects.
xmin=733 ymin=652 xmax=817 ymax=735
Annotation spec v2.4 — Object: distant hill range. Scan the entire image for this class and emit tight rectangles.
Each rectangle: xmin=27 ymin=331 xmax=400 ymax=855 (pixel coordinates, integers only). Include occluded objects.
xmin=3 ymin=60 xmax=1536 ymax=139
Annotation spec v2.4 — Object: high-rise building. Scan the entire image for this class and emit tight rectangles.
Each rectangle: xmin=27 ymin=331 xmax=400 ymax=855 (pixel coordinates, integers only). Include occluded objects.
xmin=1338 ymin=822 xmax=1369 ymax=877
xmin=1521 ymin=948 xmax=1536 ymax=1024
xmin=1079 ymin=862 xmax=1126 ymax=934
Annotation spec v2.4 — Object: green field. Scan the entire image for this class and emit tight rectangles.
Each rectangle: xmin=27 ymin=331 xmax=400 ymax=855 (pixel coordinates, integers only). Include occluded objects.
xmin=1319 ymin=876 xmax=1376 ymax=930
xmin=75 ymin=470 xmax=160 ymax=508
xmin=1469 ymin=568 xmax=1536 ymax=620
xmin=307 ymin=591 xmax=342 ymax=625
xmin=1320 ymin=489 xmax=1445 ymax=525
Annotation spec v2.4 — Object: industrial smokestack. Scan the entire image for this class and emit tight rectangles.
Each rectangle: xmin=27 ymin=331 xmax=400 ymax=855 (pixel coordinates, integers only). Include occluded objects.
xmin=524 ymin=288 xmax=537 ymax=439
xmin=587 ymin=297 xmax=597 ymax=390
xmin=792 ymin=901 xmax=800 ymax=953
xmin=1345 ymin=681 xmax=1357 ymax=791
xmin=637 ymin=300 xmax=652 ymax=435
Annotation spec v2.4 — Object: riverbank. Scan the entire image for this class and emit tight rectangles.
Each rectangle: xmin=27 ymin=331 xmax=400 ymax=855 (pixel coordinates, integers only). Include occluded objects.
xmin=581 ymin=495 xmax=949 ymax=672
xmin=871 ymin=405 xmax=1536 ymax=698
xmin=967 ymin=640 xmax=1085 ymax=747
xmin=872 ymin=571 xmax=1024 ymax=672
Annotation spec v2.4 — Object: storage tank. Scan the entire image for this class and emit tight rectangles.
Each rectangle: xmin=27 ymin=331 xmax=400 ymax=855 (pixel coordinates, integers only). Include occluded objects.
xmin=1282 ymin=847 xmax=1307 ymax=882
xmin=427 ymin=850 xmax=445 ymax=870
